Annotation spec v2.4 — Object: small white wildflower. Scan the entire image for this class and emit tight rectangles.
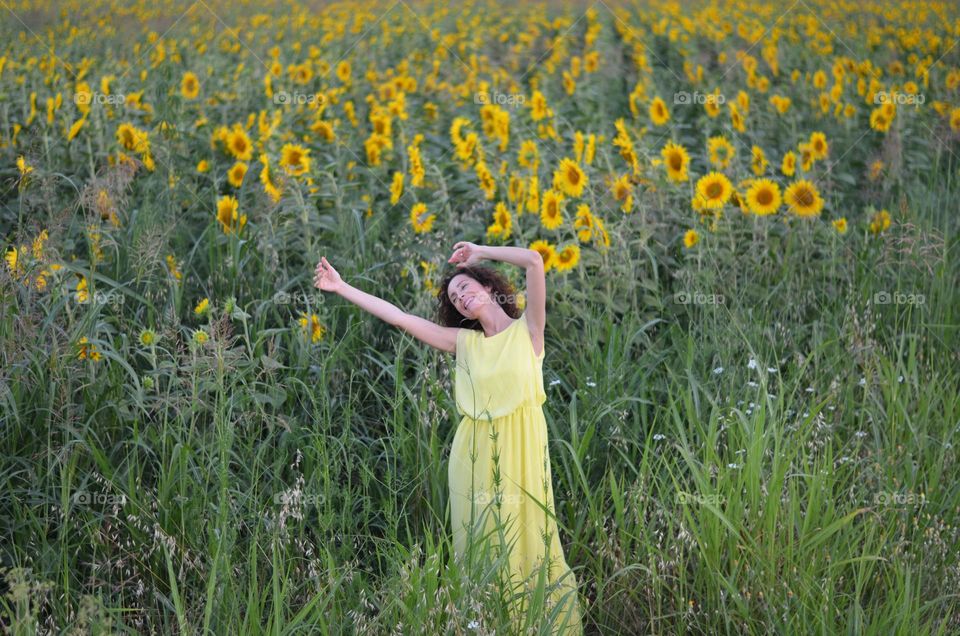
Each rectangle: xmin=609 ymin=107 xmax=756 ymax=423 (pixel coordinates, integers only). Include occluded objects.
xmin=805 ymin=386 xmax=814 ymax=393
xmin=747 ymin=358 xmax=758 ymax=370
xmin=727 ymin=463 xmax=742 ymax=469
xmin=767 ymin=367 xmax=776 ymax=373
xmin=735 ymin=449 xmax=746 ymax=455
xmin=745 ymin=409 xmax=752 ymax=415
xmin=549 ymin=379 xmax=561 ymax=385
xmin=858 ymin=377 xmax=866 ymax=386
xmin=748 ymin=402 xmax=755 ymax=408
xmin=855 ymin=431 xmax=867 ymax=438
xmin=737 ymin=400 xmax=744 ymax=405
xmin=839 ymin=456 xmax=850 ymax=463
xmin=897 ymin=375 xmax=904 ymax=383
xmin=653 ymin=433 xmax=666 ymax=441
xmin=713 ymin=367 xmax=724 ymax=374
xmin=767 ymin=393 xmax=776 ymax=399
xmin=828 ymin=405 xmax=835 ymax=411
xmin=747 ymin=380 xmax=758 ymax=388
xmin=586 ymin=381 xmax=596 ymax=387
xmin=467 ymin=620 xmax=479 ymax=630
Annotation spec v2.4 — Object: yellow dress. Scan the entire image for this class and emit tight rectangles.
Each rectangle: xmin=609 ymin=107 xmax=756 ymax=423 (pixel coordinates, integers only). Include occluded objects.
xmin=450 ymin=310 xmax=583 ymax=635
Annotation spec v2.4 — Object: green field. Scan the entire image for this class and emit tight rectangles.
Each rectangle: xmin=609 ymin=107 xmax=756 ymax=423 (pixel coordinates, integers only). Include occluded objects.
xmin=1 ymin=0 xmax=959 ymax=633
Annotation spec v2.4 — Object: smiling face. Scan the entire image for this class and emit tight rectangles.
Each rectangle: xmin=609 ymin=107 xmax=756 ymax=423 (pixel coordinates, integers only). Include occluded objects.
xmin=447 ymin=273 xmax=492 ymax=319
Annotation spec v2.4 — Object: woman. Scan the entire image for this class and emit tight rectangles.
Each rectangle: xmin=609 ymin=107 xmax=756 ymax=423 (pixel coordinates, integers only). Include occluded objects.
xmin=313 ymin=242 xmax=583 ymax=634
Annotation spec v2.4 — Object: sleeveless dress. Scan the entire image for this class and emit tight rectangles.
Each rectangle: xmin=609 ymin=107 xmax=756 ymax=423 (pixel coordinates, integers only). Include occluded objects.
xmin=450 ymin=310 xmax=583 ymax=635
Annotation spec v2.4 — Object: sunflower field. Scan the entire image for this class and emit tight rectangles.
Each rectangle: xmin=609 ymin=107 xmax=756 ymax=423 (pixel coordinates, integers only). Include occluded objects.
xmin=1 ymin=0 xmax=958 ymax=633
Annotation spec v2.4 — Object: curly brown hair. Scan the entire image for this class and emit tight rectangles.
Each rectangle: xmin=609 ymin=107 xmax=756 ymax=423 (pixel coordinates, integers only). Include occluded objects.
xmin=435 ymin=265 xmax=521 ymax=330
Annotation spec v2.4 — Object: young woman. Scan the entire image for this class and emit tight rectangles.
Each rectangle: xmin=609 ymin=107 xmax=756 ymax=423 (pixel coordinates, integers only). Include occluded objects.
xmin=313 ymin=243 xmax=582 ymax=634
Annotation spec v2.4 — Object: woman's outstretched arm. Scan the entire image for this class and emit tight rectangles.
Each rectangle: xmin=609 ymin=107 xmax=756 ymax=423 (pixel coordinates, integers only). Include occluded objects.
xmin=313 ymin=256 xmax=459 ymax=353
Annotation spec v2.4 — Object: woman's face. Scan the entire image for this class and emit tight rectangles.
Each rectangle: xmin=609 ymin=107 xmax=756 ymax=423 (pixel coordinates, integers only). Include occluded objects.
xmin=447 ymin=274 xmax=491 ymax=319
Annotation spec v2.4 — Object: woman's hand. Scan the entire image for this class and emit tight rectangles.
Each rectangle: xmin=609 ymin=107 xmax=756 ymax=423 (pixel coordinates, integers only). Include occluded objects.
xmin=313 ymin=256 xmax=344 ymax=293
xmin=448 ymin=242 xmax=485 ymax=268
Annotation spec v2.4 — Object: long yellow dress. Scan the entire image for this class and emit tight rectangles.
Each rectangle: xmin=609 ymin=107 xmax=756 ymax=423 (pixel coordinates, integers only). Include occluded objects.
xmin=449 ymin=310 xmax=583 ymax=635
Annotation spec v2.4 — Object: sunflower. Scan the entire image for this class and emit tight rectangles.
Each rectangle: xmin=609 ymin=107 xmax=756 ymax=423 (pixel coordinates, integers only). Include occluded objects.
xmin=869 ymin=209 xmax=891 ymax=234
xmin=808 ymin=131 xmax=828 ymax=160
xmin=695 ymin=172 xmax=734 ymax=209
xmin=76 ymin=336 xmax=101 ymax=362
xmin=279 ymin=143 xmax=311 ymax=176
xmin=4 ymin=245 xmax=25 ymax=275
xmin=525 ymin=175 xmax=540 ymax=213
xmin=487 ymin=201 xmax=513 ymax=240
xmin=181 ymin=71 xmax=200 ymax=100
xmin=540 ymin=189 xmax=565 ymax=229
xmin=611 ymin=174 xmax=632 ymax=207
xmin=409 ymin=202 xmax=435 ymax=233
xmin=832 ymin=217 xmax=848 ymax=234
xmin=798 ymin=143 xmax=814 ymax=171
xmin=216 ymin=195 xmax=247 ymax=234
xmin=751 ymin=145 xmax=768 ymax=176
xmin=227 ymin=162 xmax=247 ymax=188
xmin=194 ymin=297 xmax=210 ymax=317
xmin=16 ymin=156 xmax=33 ymax=186
xmin=661 ymin=141 xmax=690 ymax=182
xmin=554 ymin=244 xmax=580 ymax=272
xmin=869 ymin=107 xmax=892 ymax=132
xmin=529 ymin=90 xmax=552 ymax=121
xmin=74 ymin=276 xmax=89 ymax=303
xmin=649 ymin=96 xmax=670 ymax=125
xmin=729 ymin=103 xmax=746 ymax=133
xmin=139 ymin=329 xmax=157 ymax=346
xmin=518 ymin=140 xmax=539 ymax=170
xmin=950 ymin=107 xmax=960 ymax=132
xmin=336 ymin=60 xmax=351 ymax=83
xmin=552 ymin=157 xmax=588 ymax=197
xmin=781 ymin=151 xmax=797 ymax=177
xmin=227 ymin=125 xmax=253 ymax=161
xmin=116 ymin=122 xmax=148 ymax=153
xmin=166 ymin=255 xmax=183 ymax=281
xmin=707 ymin=136 xmax=735 ymax=169
xmin=259 ymin=153 xmax=283 ymax=203
xmin=529 ymin=239 xmax=557 ymax=273
xmin=390 ymin=171 xmax=404 ymax=205
xmin=745 ymin=179 xmax=782 ymax=215
xmin=568 ymin=201 xmax=586 ymax=235
xmin=784 ymin=179 xmax=824 ymax=217
xmin=683 ymin=229 xmax=699 ymax=248
xmin=299 ymin=313 xmax=326 ymax=343
xmin=192 ymin=329 xmax=208 ymax=346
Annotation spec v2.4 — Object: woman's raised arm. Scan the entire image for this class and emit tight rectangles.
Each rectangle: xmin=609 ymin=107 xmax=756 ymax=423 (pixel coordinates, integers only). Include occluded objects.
xmin=314 ymin=256 xmax=459 ymax=353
